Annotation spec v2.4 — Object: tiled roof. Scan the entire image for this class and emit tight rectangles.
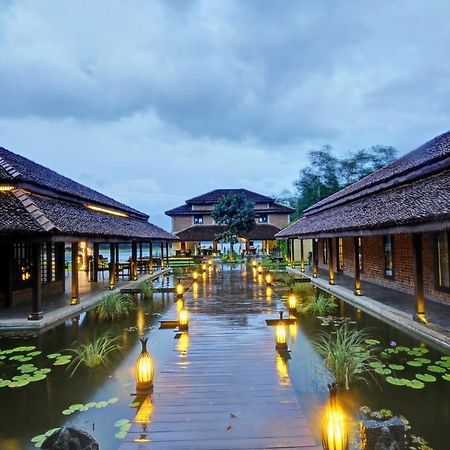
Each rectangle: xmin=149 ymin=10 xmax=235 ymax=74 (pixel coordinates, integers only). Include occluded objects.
xmin=176 ymin=224 xmax=281 ymax=241
xmin=165 ymin=204 xmax=192 ymax=215
xmin=0 ymin=190 xmax=176 ymax=240
xmin=241 ymin=224 xmax=281 ymax=240
xmin=185 ymin=189 xmax=275 ymax=204
xmin=0 ymin=146 xmax=144 ymax=217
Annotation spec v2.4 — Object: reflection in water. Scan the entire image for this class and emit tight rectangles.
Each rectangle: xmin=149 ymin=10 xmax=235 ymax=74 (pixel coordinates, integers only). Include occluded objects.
xmin=136 ymin=307 xmax=145 ymax=336
xmin=134 ymin=395 xmax=153 ymax=443
xmin=177 ymin=332 xmax=190 ymax=357
xmin=266 ymin=286 xmax=273 ymax=303
xmin=289 ymin=320 xmax=297 ymax=341
xmin=276 ymin=354 xmax=289 ymax=386
xmin=257 ymin=274 xmax=263 ymax=285
xmin=192 ymin=281 xmax=199 ymax=299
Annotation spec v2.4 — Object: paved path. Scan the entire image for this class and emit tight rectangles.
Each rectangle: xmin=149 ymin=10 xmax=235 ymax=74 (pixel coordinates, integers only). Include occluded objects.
xmin=120 ymin=267 xmax=319 ymax=450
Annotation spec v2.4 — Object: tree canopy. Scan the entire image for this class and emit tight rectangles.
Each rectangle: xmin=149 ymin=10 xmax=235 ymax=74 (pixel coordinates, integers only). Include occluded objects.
xmin=276 ymin=144 xmax=397 ymax=220
xmin=211 ymin=192 xmax=256 ymax=251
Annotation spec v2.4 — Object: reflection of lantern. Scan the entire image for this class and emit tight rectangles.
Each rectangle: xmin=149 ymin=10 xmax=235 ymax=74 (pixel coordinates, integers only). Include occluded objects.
xmin=192 ymin=270 xmax=199 ymax=281
xmin=208 ymin=259 xmax=212 ymax=266
xmin=321 ymin=383 xmax=348 ymax=450
xmin=202 ymin=263 xmax=207 ymax=272
xmin=257 ymin=264 xmax=263 ymax=274
xmin=265 ymin=273 xmax=272 ymax=286
xmin=135 ymin=338 xmax=154 ymax=394
xmin=252 ymin=260 xmax=257 ymax=267
xmin=178 ymin=308 xmax=189 ymax=331
xmin=176 ymin=298 xmax=185 ymax=312
xmin=176 ymin=279 xmax=184 ymax=297
xmin=288 ymin=290 xmax=297 ymax=313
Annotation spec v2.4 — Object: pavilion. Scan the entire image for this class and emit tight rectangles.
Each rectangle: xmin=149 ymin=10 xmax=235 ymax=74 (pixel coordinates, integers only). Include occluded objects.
xmin=0 ymin=146 xmax=177 ymax=322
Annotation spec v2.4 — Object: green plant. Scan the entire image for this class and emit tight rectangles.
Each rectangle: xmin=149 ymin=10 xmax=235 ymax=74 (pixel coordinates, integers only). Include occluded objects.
xmin=314 ymin=324 xmax=378 ymax=389
xmin=292 ymin=282 xmax=314 ymax=299
xmin=94 ymin=293 xmax=135 ymax=321
xmin=299 ymin=293 xmax=336 ymax=315
xmin=139 ymin=281 xmax=153 ymax=298
xmin=67 ymin=334 xmax=122 ymax=376
xmin=277 ymin=272 xmax=295 ymax=287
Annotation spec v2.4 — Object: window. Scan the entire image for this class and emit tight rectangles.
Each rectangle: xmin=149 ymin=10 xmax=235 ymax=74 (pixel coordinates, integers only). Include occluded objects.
xmin=258 ymin=214 xmax=268 ymax=223
xmin=358 ymin=238 xmax=364 ymax=272
xmin=384 ymin=235 xmax=394 ymax=278
xmin=436 ymin=231 xmax=449 ymax=290
xmin=41 ymin=243 xmax=56 ymax=283
xmin=337 ymin=238 xmax=344 ymax=271
xmin=193 ymin=215 xmax=203 ymax=224
xmin=14 ymin=242 xmax=32 ymax=284
xmin=322 ymin=240 xmax=327 ymax=264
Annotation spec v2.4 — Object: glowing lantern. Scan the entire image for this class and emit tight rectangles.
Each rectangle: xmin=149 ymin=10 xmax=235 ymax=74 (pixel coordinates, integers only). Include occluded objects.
xmin=178 ymin=307 xmax=189 ymax=331
xmin=275 ymin=323 xmax=287 ymax=351
xmin=135 ymin=337 xmax=154 ymax=394
xmin=192 ymin=270 xmax=199 ymax=281
xmin=287 ymin=290 xmax=297 ymax=313
xmin=202 ymin=263 xmax=207 ymax=272
xmin=265 ymin=273 xmax=272 ymax=286
xmin=176 ymin=279 xmax=184 ymax=298
xmin=321 ymin=383 xmax=348 ymax=450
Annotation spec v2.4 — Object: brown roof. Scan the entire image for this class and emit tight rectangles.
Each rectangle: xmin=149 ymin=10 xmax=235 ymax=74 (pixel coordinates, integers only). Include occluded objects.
xmin=185 ymin=189 xmax=274 ymax=204
xmin=277 ymin=131 xmax=450 ymax=238
xmin=176 ymin=224 xmax=281 ymax=241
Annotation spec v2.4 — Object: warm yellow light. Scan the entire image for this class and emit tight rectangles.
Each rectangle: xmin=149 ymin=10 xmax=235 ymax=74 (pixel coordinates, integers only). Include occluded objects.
xmin=135 ymin=395 xmax=153 ymax=425
xmin=0 ymin=185 xmax=15 ymax=191
xmin=288 ymin=293 xmax=297 ymax=310
xmin=321 ymin=389 xmax=348 ymax=450
xmin=257 ymin=264 xmax=263 ymax=274
xmin=276 ymin=353 xmax=289 ymax=385
xmin=276 ymin=323 xmax=287 ymax=346
xmin=85 ymin=204 xmax=128 ymax=218
xmin=135 ymin=338 xmax=154 ymax=394
xmin=266 ymin=286 xmax=273 ymax=301
xmin=176 ymin=282 xmax=184 ymax=297
xmin=208 ymin=259 xmax=212 ymax=266
xmin=176 ymin=298 xmax=185 ymax=312
xmin=192 ymin=271 xmax=199 ymax=281
xmin=257 ymin=274 xmax=263 ymax=285
xmin=136 ymin=307 xmax=145 ymax=336
xmin=289 ymin=322 xmax=297 ymax=339
xmin=265 ymin=273 xmax=272 ymax=285
xmin=70 ymin=298 xmax=78 ymax=305
xmin=252 ymin=260 xmax=257 ymax=267
xmin=202 ymin=263 xmax=207 ymax=271
xmin=178 ymin=308 xmax=189 ymax=330
xmin=177 ymin=332 xmax=190 ymax=355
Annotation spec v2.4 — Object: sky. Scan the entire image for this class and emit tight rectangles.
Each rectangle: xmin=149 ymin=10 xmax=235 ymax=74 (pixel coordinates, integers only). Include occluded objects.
xmin=1 ymin=0 xmax=450 ymax=229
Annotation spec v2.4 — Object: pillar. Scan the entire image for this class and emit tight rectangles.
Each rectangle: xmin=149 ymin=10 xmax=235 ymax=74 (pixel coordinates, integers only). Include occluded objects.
xmin=165 ymin=242 xmax=170 ymax=267
xmin=353 ymin=237 xmax=362 ymax=295
xmin=287 ymin=239 xmax=291 ymax=263
xmin=29 ymin=242 xmax=43 ymax=320
xmin=46 ymin=242 xmax=53 ymax=283
xmin=131 ymin=241 xmax=138 ymax=281
xmin=3 ymin=244 xmax=14 ymax=308
xmin=327 ymin=238 xmax=335 ymax=285
xmin=109 ymin=243 xmax=116 ymax=290
xmin=290 ymin=239 xmax=295 ymax=265
xmin=213 ymin=240 xmax=218 ymax=255
xmin=71 ymin=242 xmax=79 ymax=305
xmin=300 ymin=239 xmax=305 ymax=273
xmin=92 ymin=243 xmax=99 ymax=282
xmin=55 ymin=242 xmax=66 ymax=289
xmin=312 ymin=239 xmax=318 ymax=278
xmin=149 ymin=242 xmax=153 ymax=273
xmin=413 ymin=233 xmax=426 ymax=322
xmin=160 ymin=242 xmax=164 ymax=269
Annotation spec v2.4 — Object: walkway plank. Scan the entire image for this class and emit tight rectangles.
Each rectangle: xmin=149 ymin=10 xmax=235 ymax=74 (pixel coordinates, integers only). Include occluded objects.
xmin=121 ymin=267 xmax=319 ymax=450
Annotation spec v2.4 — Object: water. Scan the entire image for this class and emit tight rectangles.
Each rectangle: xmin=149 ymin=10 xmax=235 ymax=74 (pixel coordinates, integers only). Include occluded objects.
xmin=0 ymin=266 xmax=448 ymax=449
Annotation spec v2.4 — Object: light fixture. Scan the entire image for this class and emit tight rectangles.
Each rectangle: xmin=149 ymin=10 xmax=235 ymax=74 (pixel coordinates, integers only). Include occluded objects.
xmin=176 ymin=279 xmax=184 ymax=298
xmin=178 ymin=307 xmax=189 ymax=331
xmin=192 ymin=270 xmax=199 ymax=281
xmin=135 ymin=337 xmax=154 ymax=394
xmin=0 ymin=184 xmax=15 ymax=192
xmin=265 ymin=273 xmax=272 ymax=286
xmin=252 ymin=260 xmax=257 ymax=267
xmin=85 ymin=204 xmax=128 ymax=218
xmin=321 ymin=382 xmax=348 ymax=450
xmin=202 ymin=263 xmax=207 ymax=272
xmin=287 ymin=289 xmax=297 ymax=313
xmin=257 ymin=264 xmax=263 ymax=274
xmin=275 ymin=311 xmax=287 ymax=351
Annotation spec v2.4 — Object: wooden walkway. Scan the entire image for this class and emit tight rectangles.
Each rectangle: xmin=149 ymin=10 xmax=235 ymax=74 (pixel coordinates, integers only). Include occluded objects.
xmin=120 ymin=268 xmax=319 ymax=450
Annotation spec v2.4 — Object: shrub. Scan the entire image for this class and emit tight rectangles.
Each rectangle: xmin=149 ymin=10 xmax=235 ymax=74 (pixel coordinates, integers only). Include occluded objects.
xmin=299 ymin=293 xmax=336 ymax=315
xmin=94 ymin=293 xmax=135 ymax=321
xmin=139 ymin=281 xmax=153 ymax=298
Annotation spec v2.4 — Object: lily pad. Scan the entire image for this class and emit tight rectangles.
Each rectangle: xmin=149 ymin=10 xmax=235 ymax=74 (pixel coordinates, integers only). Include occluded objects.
xmin=369 ymin=362 xmax=385 ymax=369
xmin=416 ymin=373 xmax=436 ymax=382
xmin=95 ymin=401 xmax=109 ymax=408
xmin=375 ymin=368 xmax=392 ymax=375
xmin=388 ymin=364 xmax=405 ymax=371
xmin=427 ymin=365 xmax=446 ymax=373
xmin=395 ymin=346 xmax=411 ymax=352
xmin=406 ymin=379 xmax=425 ymax=389
xmin=406 ymin=360 xmax=423 ymax=367
xmin=47 ymin=353 xmax=61 ymax=359
xmin=108 ymin=397 xmax=119 ymax=404
xmin=28 ymin=351 xmax=42 ymax=357
xmin=62 ymin=409 xmax=73 ymax=415
xmin=115 ymin=419 xmax=130 ymax=427
xmin=114 ymin=430 xmax=127 ymax=439
xmin=442 ymin=373 xmax=450 ymax=382
xmin=364 ymin=339 xmax=380 ymax=345
xmin=385 ymin=376 xmax=408 ymax=386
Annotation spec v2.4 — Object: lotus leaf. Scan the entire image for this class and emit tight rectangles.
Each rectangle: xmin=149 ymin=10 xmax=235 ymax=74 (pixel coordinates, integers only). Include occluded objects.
xmin=406 ymin=360 xmax=423 ymax=367
xmin=414 ymin=358 xmax=431 ymax=364
xmin=47 ymin=353 xmax=61 ymax=359
xmin=68 ymin=403 xmax=84 ymax=411
xmin=388 ymin=364 xmax=405 ymax=371
xmin=18 ymin=364 xmax=37 ymax=373
xmin=108 ymin=397 xmax=119 ymax=404
xmin=95 ymin=401 xmax=109 ymax=408
xmin=114 ymin=430 xmax=127 ymax=439
xmin=442 ymin=374 xmax=450 ymax=382
xmin=416 ymin=373 xmax=436 ymax=382
xmin=115 ymin=419 xmax=130 ymax=427
xmin=375 ymin=368 xmax=392 ymax=375
xmin=0 ymin=380 xmax=11 ymax=387
xmin=369 ymin=362 xmax=385 ymax=369
xmin=385 ymin=376 xmax=408 ymax=386
xmin=62 ymin=409 xmax=72 ymax=415
xmin=18 ymin=356 xmax=33 ymax=362
xmin=28 ymin=351 xmax=42 ymax=357
xmin=406 ymin=379 xmax=425 ymax=389
xmin=427 ymin=365 xmax=446 ymax=373
xmin=364 ymin=339 xmax=380 ymax=345
xmin=395 ymin=346 xmax=410 ymax=352
xmin=9 ymin=355 xmax=24 ymax=361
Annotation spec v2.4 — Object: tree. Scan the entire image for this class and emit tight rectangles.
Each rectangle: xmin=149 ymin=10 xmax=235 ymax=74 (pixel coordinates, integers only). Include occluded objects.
xmin=211 ymin=193 xmax=256 ymax=254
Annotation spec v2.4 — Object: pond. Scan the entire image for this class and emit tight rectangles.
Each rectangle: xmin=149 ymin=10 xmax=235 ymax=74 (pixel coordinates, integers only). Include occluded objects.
xmin=0 ymin=265 xmax=448 ymax=449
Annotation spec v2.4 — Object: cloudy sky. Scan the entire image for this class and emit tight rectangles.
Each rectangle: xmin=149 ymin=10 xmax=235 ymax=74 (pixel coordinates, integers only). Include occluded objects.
xmin=1 ymin=0 xmax=449 ymax=228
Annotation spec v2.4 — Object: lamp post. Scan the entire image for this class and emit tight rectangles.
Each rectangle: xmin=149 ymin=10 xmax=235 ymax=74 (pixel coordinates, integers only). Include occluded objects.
xmin=321 ymin=382 xmax=348 ymax=450
xmin=287 ymin=289 xmax=297 ymax=314
xmin=192 ymin=270 xmax=199 ymax=281
xmin=178 ymin=307 xmax=189 ymax=331
xmin=275 ymin=311 xmax=288 ymax=351
xmin=265 ymin=272 xmax=272 ymax=287
xmin=135 ymin=338 xmax=154 ymax=395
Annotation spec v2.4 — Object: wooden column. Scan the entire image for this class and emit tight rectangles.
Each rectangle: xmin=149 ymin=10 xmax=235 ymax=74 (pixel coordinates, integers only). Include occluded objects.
xmin=413 ymin=233 xmax=426 ymax=322
xmin=312 ymin=239 xmax=318 ymax=278
xmin=3 ymin=244 xmax=14 ymax=308
xmin=92 ymin=243 xmax=99 ymax=282
xmin=291 ymin=239 xmax=295 ymax=265
xmin=149 ymin=242 xmax=153 ymax=273
xmin=213 ymin=240 xmax=218 ymax=255
xmin=165 ymin=242 xmax=170 ymax=267
xmin=29 ymin=242 xmax=43 ymax=320
xmin=287 ymin=239 xmax=291 ymax=263
xmin=160 ymin=242 xmax=164 ymax=269
xmin=353 ymin=237 xmax=362 ymax=295
xmin=46 ymin=243 xmax=53 ymax=283
xmin=131 ymin=241 xmax=138 ymax=281
xmin=327 ymin=238 xmax=335 ymax=285
xmin=300 ymin=239 xmax=305 ymax=272
xmin=55 ymin=242 xmax=66 ymax=289
xmin=109 ymin=243 xmax=116 ymax=289
xmin=71 ymin=242 xmax=79 ymax=305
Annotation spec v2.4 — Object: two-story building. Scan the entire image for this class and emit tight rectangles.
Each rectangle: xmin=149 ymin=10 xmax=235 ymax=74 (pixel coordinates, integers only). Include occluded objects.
xmin=165 ymin=189 xmax=294 ymax=255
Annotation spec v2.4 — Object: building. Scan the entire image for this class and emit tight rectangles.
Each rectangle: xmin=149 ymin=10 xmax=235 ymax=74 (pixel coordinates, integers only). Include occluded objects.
xmin=276 ymin=131 xmax=450 ymax=322
xmin=166 ymin=189 xmax=294 ymax=255
xmin=0 ymin=146 xmax=176 ymax=322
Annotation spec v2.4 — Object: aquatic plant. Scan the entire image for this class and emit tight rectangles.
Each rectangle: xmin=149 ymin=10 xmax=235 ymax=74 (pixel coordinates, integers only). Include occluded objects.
xmin=67 ymin=334 xmax=122 ymax=376
xmin=299 ymin=293 xmax=337 ymax=315
xmin=139 ymin=281 xmax=154 ymax=298
xmin=292 ymin=282 xmax=314 ymax=301
xmin=314 ymin=324 xmax=377 ymax=390
xmin=94 ymin=293 xmax=135 ymax=321
xmin=277 ymin=272 xmax=295 ymax=287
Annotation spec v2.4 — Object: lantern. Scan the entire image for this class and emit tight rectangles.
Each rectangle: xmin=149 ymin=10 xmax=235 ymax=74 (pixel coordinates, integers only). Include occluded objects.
xmin=192 ymin=270 xmax=199 ymax=281
xmin=321 ymin=383 xmax=348 ymax=450
xmin=287 ymin=290 xmax=297 ymax=313
xmin=275 ymin=323 xmax=287 ymax=351
xmin=265 ymin=273 xmax=272 ymax=286
xmin=135 ymin=338 xmax=154 ymax=394
xmin=178 ymin=308 xmax=189 ymax=331
xmin=176 ymin=279 xmax=184 ymax=298
xmin=202 ymin=263 xmax=207 ymax=272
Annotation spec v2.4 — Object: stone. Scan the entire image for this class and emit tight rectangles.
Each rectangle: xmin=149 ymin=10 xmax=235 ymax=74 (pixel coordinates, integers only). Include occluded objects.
xmin=360 ymin=417 xmax=405 ymax=450
xmin=41 ymin=426 xmax=99 ymax=450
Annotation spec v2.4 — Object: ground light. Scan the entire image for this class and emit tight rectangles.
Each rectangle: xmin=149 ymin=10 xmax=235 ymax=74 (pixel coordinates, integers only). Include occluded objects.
xmin=287 ymin=289 xmax=297 ymax=313
xmin=178 ymin=307 xmax=189 ymax=331
xmin=321 ymin=382 xmax=348 ymax=450
xmin=202 ymin=263 xmax=207 ymax=272
xmin=265 ymin=272 xmax=272 ymax=286
xmin=257 ymin=263 xmax=263 ymax=274
xmin=135 ymin=338 xmax=154 ymax=395
xmin=252 ymin=260 xmax=257 ymax=267
xmin=192 ymin=270 xmax=199 ymax=281
xmin=176 ymin=279 xmax=184 ymax=298
xmin=275 ymin=311 xmax=288 ymax=351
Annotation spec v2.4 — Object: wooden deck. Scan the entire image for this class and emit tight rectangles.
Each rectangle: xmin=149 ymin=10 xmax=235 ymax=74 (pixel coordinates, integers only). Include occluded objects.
xmin=120 ymin=268 xmax=319 ymax=449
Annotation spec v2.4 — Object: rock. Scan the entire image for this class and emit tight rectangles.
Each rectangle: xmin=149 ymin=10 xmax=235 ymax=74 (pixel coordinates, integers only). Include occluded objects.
xmin=361 ymin=417 xmax=405 ymax=450
xmin=41 ymin=427 xmax=99 ymax=450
